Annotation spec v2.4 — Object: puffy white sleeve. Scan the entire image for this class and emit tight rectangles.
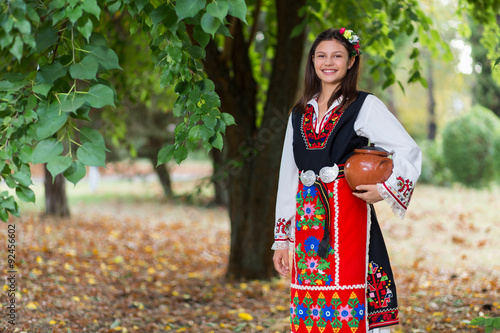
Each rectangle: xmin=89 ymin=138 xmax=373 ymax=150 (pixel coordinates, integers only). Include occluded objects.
xmin=272 ymin=114 xmax=299 ymax=250
xmin=354 ymin=95 xmax=422 ymax=219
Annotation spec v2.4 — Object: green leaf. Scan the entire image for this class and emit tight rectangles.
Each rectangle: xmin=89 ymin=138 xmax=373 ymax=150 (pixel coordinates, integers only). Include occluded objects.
xmin=188 ymin=45 xmax=205 ymax=59
xmin=470 ymin=317 xmax=486 ymax=325
xmin=32 ymin=83 xmax=52 ymax=97
xmin=206 ymin=1 xmax=229 ymax=22
xmin=173 ymin=103 xmax=186 ymax=117
xmin=193 ymin=25 xmax=210 ymax=48
xmin=150 ymin=4 xmax=170 ymax=24
xmin=135 ymin=0 xmax=149 ymax=11
xmin=221 ymin=112 xmax=236 ymax=126
xmin=82 ymin=0 xmax=101 ymax=19
xmin=227 ymin=0 xmax=247 ymax=23
xmin=1 ymin=196 xmax=16 ymax=211
xmin=197 ymin=78 xmax=215 ymax=93
xmin=35 ymin=25 xmax=59 ymax=52
xmin=63 ymin=161 xmax=87 ymax=185
xmin=89 ymin=33 xmax=108 ymax=47
xmin=10 ymin=36 xmax=23 ymax=60
xmin=85 ymin=84 xmax=115 ymax=108
xmin=157 ymin=145 xmax=175 ymax=165
xmin=49 ymin=0 xmax=65 ymax=10
xmin=201 ymin=13 xmax=221 ymax=37
xmin=77 ymin=143 xmax=106 ymax=167
xmin=83 ymin=44 xmax=121 ymax=70
xmin=67 ymin=5 xmax=83 ymax=23
xmin=0 ymin=208 xmax=8 ymax=222
xmin=188 ymin=125 xmax=201 ymax=141
xmin=16 ymin=186 xmax=35 ymax=203
xmin=77 ymin=18 xmax=93 ymax=41
xmin=174 ymin=81 xmax=189 ymax=95
xmin=494 ymin=57 xmax=500 ymax=68
xmin=202 ymin=114 xmax=217 ymax=130
xmin=47 ymin=155 xmax=73 ymax=178
xmin=36 ymin=62 xmax=68 ymax=83
xmin=173 ymin=145 xmax=188 ymax=164
xmin=167 ymin=44 xmax=183 ymax=62
xmin=34 ymin=102 xmax=69 ymax=140
xmin=70 ymin=55 xmax=99 ymax=80
xmin=12 ymin=171 xmax=32 ymax=187
xmin=211 ymin=132 xmax=223 ymax=150
xmin=74 ymin=104 xmax=91 ymax=121
xmin=4 ymin=175 xmax=17 ymax=189
xmin=1 ymin=16 xmax=14 ymax=34
xmin=108 ymin=0 xmax=121 ymax=14
xmin=79 ymin=127 xmax=106 ymax=148
xmin=175 ymin=0 xmax=206 ymax=22
xmin=32 ymin=139 xmax=64 ymax=164
xmin=14 ymin=19 xmax=31 ymax=35
xmin=199 ymin=124 xmax=215 ymax=141
xmin=59 ymin=94 xmax=86 ymax=113
xmin=290 ymin=22 xmax=305 ymax=39
xmin=19 ymin=146 xmax=33 ymax=164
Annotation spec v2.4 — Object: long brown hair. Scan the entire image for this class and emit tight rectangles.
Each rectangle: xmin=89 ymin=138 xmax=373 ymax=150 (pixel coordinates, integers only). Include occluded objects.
xmin=292 ymin=28 xmax=361 ymax=113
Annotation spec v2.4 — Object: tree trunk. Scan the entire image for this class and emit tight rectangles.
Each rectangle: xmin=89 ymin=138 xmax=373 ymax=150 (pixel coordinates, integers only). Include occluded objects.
xmin=44 ymin=164 xmax=70 ymax=217
xmin=203 ymin=0 xmax=306 ymax=279
xmin=427 ymin=56 xmax=437 ymax=140
xmin=152 ymin=160 xmax=174 ymax=199
xmin=148 ymin=151 xmax=174 ymax=199
xmin=386 ymin=86 xmax=398 ymax=117
xmin=211 ymin=148 xmax=229 ymax=206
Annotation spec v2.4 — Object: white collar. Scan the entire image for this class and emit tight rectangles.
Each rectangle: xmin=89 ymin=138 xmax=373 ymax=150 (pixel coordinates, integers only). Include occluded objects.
xmin=307 ymin=95 xmax=343 ymax=117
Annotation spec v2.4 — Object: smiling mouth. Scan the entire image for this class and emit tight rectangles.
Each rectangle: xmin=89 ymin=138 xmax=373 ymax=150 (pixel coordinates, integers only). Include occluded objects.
xmin=322 ymin=70 xmax=337 ymax=74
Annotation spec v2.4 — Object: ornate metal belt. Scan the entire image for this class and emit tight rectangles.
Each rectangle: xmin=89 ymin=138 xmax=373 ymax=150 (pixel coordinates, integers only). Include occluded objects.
xmin=299 ymin=165 xmax=340 ymax=187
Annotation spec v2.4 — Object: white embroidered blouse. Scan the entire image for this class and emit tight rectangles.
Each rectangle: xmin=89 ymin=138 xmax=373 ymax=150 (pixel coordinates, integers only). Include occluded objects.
xmin=272 ymin=94 xmax=422 ymax=250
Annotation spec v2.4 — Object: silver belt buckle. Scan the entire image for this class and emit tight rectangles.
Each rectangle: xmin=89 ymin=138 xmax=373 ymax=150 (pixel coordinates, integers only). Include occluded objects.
xmin=300 ymin=164 xmax=339 ymax=186
xmin=300 ymin=170 xmax=316 ymax=187
xmin=319 ymin=165 xmax=339 ymax=183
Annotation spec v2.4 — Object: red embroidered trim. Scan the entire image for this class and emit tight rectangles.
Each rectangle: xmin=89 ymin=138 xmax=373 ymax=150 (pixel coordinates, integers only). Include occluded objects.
xmin=368 ymin=309 xmax=399 ymax=329
xmin=383 ymin=182 xmax=407 ymax=209
xmin=301 ymin=104 xmax=343 ymax=150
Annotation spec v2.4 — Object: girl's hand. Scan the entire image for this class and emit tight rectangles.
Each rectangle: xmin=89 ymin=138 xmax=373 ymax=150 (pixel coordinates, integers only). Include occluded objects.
xmin=352 ymin=184 xmax=383 ymax=204
xmin=273 ymin=249 xmax=290 ymax=277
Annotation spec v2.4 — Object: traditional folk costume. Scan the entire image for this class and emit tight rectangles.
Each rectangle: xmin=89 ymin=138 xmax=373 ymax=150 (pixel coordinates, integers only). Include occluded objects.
xmin=273 ymin=92 xmax=422 ymax=333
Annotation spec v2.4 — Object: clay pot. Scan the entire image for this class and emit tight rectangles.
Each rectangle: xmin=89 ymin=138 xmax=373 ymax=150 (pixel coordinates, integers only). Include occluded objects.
xmin=344 ymin=146 xmax=393 ymax=191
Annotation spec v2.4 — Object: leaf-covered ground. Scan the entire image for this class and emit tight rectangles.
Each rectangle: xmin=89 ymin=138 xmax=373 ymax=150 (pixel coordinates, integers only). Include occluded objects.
xmin=1 ymin=171 xmax=499 ymax=332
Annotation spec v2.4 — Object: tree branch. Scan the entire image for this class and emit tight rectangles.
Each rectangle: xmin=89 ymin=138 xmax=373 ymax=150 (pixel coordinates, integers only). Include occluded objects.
xmin=220 ymin=16 xmax=239 ymax=65
xmin=247 ymin=0 xmax=262 ymax=49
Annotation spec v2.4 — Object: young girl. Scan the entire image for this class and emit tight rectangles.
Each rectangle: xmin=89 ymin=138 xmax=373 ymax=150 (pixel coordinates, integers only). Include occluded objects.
xmin=272 ymin=28 xmax=421 ymax=333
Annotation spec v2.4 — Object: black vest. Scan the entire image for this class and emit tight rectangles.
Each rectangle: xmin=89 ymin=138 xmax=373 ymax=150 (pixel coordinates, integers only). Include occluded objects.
xmin=292 ymin=91 xmax=370 ymax=172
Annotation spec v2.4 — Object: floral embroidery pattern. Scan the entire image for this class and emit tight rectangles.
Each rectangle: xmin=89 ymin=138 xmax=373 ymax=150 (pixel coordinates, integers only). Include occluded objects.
xmin=396 ymin=176 xmax=414 ymax=199
xmin=296 ymin=186 xmax=326 ymax=231
xmin=301 ymin=104 xmax=343 ymax=150
xmin=295 ymin=185 xmax=334 ymax=286
xmin=291 ymin=291 xmax=364 ymax=332
xmin=381 ymin=175 xmax=415 ymax=215
xmin=274 ymin=217 xmax=291 ymax=243
xmin=366 ymin=261 xmax=399 ymax=327
xmin=367 ymin=261 xmax=393 ymax=309
xmin=296 ymin=243 xmax=332 ymax=286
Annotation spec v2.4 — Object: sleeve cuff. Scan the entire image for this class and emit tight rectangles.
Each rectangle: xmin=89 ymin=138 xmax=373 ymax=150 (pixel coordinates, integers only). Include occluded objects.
xmin=377 ymin=182 xmax=407 ymax=219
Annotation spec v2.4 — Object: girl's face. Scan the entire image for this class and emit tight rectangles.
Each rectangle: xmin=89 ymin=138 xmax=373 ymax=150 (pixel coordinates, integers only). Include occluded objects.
xmin=313 ymin=39 xmax=355 ymax=90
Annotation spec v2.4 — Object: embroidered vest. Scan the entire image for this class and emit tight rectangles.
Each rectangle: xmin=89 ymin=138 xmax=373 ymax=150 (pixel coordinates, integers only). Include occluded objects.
xmin=292 ymin=91 xmax=369 ymax=172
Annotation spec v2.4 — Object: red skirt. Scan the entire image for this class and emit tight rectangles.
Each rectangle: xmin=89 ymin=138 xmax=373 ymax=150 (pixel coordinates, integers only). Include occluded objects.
xmin=290 ymin=177 xmax=369 ymax=333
